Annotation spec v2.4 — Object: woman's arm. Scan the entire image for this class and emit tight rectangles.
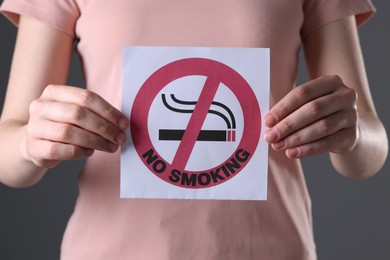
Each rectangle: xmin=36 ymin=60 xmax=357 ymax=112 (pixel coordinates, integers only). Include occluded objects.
xmin=264 ymin=15 xmax=388 ymax=179
xmin=305 ymin=15 xmax=387 ymax=178
xmin=0 ymin=16 xmax=129 ymax=187
xmin=0 ymin=15 xmax=73 ymax=187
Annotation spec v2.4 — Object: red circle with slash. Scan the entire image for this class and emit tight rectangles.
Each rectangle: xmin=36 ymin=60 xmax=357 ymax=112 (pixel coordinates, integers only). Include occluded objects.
xmin=130 ymin=58 xmax=261 ymax=188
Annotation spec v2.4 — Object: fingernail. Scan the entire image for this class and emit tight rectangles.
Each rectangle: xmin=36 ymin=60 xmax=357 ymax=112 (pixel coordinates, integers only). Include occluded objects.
xmin=119 ymin=118 xmax=129 ymax=130
xmin=264 ymin=113 xmax=277 ymax=127
xmin=115 ymin=132 xmax=127 ymax=144
xmin=264 ymin=129 xmax=278 ymax=143
xmin=272 ymin=140 xmax=286 ymax=150
xmin=287 ymin=148 xmax=300 ymax=158
xmin=108 ymin=142 xmax=119 ymax=152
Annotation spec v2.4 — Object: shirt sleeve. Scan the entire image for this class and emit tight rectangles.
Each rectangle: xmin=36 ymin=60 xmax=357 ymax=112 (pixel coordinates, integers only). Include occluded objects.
xmin=301 ymin=0 xmax=376 ymax=38
xmin=0 ymin=0 xmax=80 ymax=38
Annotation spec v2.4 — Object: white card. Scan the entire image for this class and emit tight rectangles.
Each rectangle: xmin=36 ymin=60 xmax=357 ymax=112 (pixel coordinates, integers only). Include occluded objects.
xmin=121 ymin=46 xmax=269 ymax=200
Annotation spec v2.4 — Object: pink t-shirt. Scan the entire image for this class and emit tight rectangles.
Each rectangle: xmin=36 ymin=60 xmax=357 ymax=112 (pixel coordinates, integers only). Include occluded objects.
xmin=1 ymin=0 xmax=375 ymax=259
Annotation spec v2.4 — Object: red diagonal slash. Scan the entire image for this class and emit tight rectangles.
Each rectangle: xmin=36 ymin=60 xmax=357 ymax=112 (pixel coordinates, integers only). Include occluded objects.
xmin=171 ymin=76 xmax=220 ymax=169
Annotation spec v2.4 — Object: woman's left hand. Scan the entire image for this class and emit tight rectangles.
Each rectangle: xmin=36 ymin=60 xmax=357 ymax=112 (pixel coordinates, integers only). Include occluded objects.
xmin=264 ymin=75 xmax=359 ymax=159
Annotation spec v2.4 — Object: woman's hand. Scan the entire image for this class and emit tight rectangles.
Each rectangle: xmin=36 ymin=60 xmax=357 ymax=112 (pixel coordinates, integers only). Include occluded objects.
xmin=264 ymin=75 xmax=359 ymax=159
xmin=23 ymin=85 xmax=129 ymax=168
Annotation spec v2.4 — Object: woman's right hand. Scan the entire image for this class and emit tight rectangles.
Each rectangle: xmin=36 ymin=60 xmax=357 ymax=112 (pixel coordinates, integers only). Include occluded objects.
xmin=24 ymin=85 xmax=129 ymax=168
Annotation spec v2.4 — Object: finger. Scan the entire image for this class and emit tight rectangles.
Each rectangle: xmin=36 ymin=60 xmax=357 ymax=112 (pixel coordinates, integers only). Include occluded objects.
xmin=264 ymin=75 xmax=343 ymax=127
xmin=41 ymin=85 xmax=129 ymax=130
xmin=31 ymin=100 xmax=127 ymax=145
xmin=29 ymin=120 xmax=119 ymax=153
xmin=271 ymin=109 xmax=356 ymax=151
xmin=284 ymin=128 xmax=358 ymax=159
xmin=264 ymin=91 xmax=356 ymax=143
xmin=28 ymin=139 xmax=94 ymax=168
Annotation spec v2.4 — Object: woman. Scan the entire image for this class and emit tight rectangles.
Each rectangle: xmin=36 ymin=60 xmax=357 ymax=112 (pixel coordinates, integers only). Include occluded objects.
xmin=0 ymin=0 xmax=387 ymax=259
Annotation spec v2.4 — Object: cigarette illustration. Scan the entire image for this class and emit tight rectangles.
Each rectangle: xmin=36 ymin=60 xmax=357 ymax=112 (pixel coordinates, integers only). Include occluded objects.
xmin=159 ymin=94 xmax=236 ymax=142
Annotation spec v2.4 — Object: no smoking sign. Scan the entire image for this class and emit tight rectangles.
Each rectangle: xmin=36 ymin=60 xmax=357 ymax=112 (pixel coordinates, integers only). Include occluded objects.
xmin=121 ymin=47 xmax=269 ymax=200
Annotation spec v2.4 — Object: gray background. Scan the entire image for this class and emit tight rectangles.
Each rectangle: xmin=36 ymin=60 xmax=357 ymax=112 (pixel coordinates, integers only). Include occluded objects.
xmin=0 ymin=1 xmax=389 ymax=259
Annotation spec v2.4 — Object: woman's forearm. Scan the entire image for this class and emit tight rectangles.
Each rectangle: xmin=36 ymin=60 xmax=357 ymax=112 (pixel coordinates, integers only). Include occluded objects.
xmin=0 ymin=120 xmax=47 ymax=187
xmin=330 ymin=112 xmax=388 ymax=179
xmin=0 ymin=15 xmax=74 ymax=187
